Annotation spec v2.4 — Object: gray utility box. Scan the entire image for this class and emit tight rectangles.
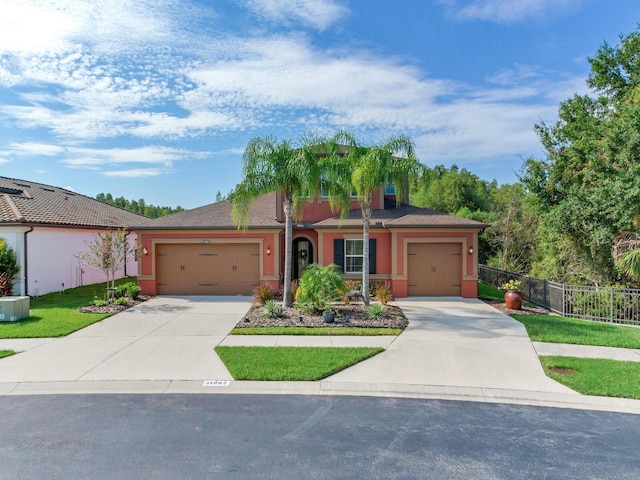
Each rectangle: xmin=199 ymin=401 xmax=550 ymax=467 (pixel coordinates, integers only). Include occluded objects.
xmin=0 ymin=296 xmax=30 ymax=322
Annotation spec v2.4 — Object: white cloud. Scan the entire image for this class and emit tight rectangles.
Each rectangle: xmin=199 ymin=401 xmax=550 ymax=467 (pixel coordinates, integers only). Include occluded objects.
xmin=441 ymin=0 xmax=581 ymax=23
xmin=101 ymin=168 xmax=165 ymax=178
xmin=8 ymin=142 xmax=65 ymax=156
xmin=0 ymin=0 xmax=583 ymax=170
xmin=238 ymin=0 xmax=348 ymax=30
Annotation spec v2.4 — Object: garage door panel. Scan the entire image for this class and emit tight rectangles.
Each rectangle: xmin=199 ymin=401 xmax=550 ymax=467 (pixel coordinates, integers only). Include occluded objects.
xmin=407 ymin=243 xmax=461 ymax=296
xmin=156 ymin=243 xmax=260 ymax=296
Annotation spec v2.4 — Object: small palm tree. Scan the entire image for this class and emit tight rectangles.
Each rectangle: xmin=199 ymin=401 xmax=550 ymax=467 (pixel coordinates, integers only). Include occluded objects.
xmin=324 ymin=132 xmax=420 ymax=305
xmin=613 ymin=232 xmax=640 ymax=283
xmin=232 ymin=135 xmax=324 ymax=307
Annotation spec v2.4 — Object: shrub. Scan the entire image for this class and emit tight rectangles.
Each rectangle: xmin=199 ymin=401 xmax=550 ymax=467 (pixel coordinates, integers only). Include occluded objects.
xmin=115 ymin=281 xmax=141 ymax=299
xmin=365 ymin=303 xmax=387 ymax=320
xmin=92 ymin=298 xmax=108 ymax=307
xmin=295 ymin=264 xmax=346 ymax=314
xmin=254 ymin=282 xmax=276 ymax=304
xmin=261 ymin=299 xmax=284 ymax=318
xmin=0 ymin=239 xmax=19 ymax=296
xmin=114 ymin=296 xmax=129 ymax=306
xmin=375 ymin=281 xmax=394 ymax=305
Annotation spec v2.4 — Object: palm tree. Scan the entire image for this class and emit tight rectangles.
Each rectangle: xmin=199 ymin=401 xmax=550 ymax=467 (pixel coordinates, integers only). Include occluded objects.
xmin=325 ymin=132 xmax=420 ymax=305
xmin=613 ymin=232 xmax=640 ymax=283
xmin=232 ymin=135 xmax=323 ymax=307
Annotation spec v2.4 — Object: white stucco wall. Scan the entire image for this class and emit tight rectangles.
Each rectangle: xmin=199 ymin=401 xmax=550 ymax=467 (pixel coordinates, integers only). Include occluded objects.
xmin=1 ymin=226 xmax=138 ymax=297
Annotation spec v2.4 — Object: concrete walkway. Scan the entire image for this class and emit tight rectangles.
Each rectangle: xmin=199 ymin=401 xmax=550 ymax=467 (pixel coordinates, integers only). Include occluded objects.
xmin=0 ymin=296 xmax=639 ymax=415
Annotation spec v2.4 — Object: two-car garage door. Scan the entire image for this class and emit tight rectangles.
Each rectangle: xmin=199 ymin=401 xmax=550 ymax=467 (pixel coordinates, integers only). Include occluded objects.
xmin=407 ymin=243 xmax=461 ymax=296
xmin=156 ymin=243 xmax=260 ymax=295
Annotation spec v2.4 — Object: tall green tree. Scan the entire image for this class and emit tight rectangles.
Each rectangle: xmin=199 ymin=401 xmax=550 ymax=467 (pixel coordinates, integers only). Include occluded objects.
xmin=521 ymin=26 xmax=640 ymax=284
xmin=325 ymin=132 xmax=420 ymax=305
xmin=232 ymin=135 xmax=324 ymax=307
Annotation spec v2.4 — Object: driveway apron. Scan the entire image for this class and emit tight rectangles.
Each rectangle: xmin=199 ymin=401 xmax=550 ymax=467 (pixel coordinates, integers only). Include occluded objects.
xmin=0 ymin=296 xmax=252 ymax=383
xmin=327 ymin=298 xmax=574 ymax=394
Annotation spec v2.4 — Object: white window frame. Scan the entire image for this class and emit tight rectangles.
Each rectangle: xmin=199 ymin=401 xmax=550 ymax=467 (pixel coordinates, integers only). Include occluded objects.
xmin=344 ymin=239 xmax=364 ymax=273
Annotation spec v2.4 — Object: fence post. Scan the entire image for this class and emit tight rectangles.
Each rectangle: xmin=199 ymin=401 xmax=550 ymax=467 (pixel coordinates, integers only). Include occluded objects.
xmin=562 ymin=283 xmax=566 ymax=317
xmin=610 ymin=287 xmax=614 ymax=323
xmin=543 ymin=279 xmax=547 ymax=310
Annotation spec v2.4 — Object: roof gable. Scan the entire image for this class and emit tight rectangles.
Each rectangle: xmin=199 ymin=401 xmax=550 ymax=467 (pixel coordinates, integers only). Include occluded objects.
xmin=131 ymin=192 xmax=282 ymax=230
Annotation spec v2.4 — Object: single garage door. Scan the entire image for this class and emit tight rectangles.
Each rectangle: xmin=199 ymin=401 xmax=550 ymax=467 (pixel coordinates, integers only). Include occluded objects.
xmin=407 ymin=243 xmax=461 ymax=296
xmin=156 ymin=243 xmax=260 ymax=295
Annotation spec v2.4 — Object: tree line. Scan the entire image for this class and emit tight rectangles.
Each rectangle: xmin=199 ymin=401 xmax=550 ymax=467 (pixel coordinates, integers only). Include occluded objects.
xmin=95 ymin=193 xmax=185 ymax=218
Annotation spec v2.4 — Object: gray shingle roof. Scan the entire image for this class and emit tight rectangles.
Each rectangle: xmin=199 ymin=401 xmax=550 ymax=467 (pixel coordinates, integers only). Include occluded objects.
xmin=132 ymin=193 xmax=486 ymax=231
xmin=131 ymin=192 xmax=282 ymax=230
xmin=311 ymin=203 xmax=487 ymax=229
xmin=0 ymin=176 xmax=148 ymax=228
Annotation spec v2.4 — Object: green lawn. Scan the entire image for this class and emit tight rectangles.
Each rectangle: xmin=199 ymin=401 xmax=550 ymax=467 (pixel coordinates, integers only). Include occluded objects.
xmin=0 ymin=350 xmax=16 ymax=359
xmin=478 ymin=282 xmax=504 ymax=300
xmin=541 ymin=356 xmax=640 ymax=399
xmin=215 ymin=346 xmax=383 ymax=381
xmin=512 ymin=314 xmax=640 ymax=349
xmin=0 ymin=278 xmax=133 ymax=338
xmin=230 ymin=326 xmax=402 ymax=336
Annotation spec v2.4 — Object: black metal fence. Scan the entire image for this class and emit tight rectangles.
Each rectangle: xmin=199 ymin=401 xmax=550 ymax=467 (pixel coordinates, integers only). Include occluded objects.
xmin=479 ymin=265 xmax=640 ymax=326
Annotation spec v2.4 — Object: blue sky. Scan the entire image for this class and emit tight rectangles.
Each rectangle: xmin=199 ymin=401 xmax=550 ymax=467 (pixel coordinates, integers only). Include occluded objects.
xmin=1 ymin=0 xmax=639 ymax=209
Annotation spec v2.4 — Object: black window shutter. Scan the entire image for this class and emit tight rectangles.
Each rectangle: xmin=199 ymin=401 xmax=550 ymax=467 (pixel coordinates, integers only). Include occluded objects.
xmin=334 ymin=239 xmax=345 ymax=273
xmin=369 ymin=239 xmax=376 ymax=274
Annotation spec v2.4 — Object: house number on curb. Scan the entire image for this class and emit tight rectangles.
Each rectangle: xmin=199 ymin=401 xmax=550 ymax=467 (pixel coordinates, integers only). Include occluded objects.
xmin=202 ymin=380 xmax=230 ymax=387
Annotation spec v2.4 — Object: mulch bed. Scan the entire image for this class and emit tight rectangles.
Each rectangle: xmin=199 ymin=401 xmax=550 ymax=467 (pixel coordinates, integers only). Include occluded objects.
xmin=236 ymin=303 xmax=409 ymax=329
xmin=483 ymin=299 xmax=549 ymax=316
xmin=78 ymin=295 xmax=153 ymax=314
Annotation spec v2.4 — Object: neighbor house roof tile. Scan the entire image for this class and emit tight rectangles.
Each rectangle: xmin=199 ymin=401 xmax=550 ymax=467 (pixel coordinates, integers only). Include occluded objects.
xmin=0 ymin=176 xmax=148 ymax=228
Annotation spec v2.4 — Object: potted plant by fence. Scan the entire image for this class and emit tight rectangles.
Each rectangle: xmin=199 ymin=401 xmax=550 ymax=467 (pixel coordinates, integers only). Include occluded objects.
xmin=501 ymin=279 xmax=523 ymax=310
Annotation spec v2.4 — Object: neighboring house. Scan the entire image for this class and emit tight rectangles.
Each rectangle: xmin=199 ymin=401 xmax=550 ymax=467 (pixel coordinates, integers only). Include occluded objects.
xmin=0 ymin=176 xmax=148 ymax=296
xmin=132 ymin=186 xmax=487 ymax=298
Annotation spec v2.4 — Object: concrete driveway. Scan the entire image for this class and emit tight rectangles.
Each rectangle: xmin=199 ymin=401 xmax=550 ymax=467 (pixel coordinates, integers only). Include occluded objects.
xmin=0 ymin=296 xmax=250 ymax=384
xmin=0 ymin=296 xmax=573 ymax=399
xmin=326 ymin=298 xmax=574 ymax=394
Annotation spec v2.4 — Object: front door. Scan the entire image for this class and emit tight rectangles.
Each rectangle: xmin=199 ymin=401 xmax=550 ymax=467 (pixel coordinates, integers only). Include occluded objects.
xmin=293 ymin=238 xmax=313 ymax=279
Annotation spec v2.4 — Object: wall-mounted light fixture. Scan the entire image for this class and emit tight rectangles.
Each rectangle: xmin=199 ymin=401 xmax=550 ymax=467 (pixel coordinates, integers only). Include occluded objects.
xmin=142 ymin=247 xmax=148 ymax=255
xmin=266 ymin=246 xmax=271 ymax=255
xmin=468 ymin=247 xmax=473 ymax=255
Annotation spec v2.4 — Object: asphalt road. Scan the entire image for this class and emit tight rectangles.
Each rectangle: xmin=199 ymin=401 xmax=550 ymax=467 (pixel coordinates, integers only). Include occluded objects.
xmin=1 ymin=394 xmax=638 ymax=479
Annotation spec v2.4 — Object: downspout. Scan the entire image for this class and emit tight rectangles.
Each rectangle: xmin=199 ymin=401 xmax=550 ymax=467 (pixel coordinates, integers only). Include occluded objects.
xmin=23 ymin=226 xmax=33 ymax=296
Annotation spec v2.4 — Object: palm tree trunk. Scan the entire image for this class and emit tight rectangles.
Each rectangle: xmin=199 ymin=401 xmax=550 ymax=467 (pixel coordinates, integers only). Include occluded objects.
xmin=283 ymin=197 xmax=294 ymax=307
xmin=362 ymin=202 xmax=371 ymax=305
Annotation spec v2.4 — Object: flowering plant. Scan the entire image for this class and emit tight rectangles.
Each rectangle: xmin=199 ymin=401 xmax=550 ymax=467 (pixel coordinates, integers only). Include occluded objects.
xmin=501 ymin=279 xmax=522 ymax=292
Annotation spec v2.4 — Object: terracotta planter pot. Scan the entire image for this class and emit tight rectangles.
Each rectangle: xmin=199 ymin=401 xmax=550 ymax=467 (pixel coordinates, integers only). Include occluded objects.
xmin=504 ymin=291 xmax=523 ymax=310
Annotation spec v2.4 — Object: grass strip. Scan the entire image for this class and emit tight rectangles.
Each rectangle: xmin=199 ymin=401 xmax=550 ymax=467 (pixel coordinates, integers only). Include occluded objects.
xmin=215 ymin=346 xmax=383 ymax=381
xmin=513 ymin=314 xmax=640 ymax=349
xmin=0 ymin=350 xmax=16 ymax=359
xmin=540 ymin=356 xmax=640 ymax=399
xmin=230 ymin=326 xmax=402 ymax=336
xmin=0 ymin=278 xmax=133 ymax=339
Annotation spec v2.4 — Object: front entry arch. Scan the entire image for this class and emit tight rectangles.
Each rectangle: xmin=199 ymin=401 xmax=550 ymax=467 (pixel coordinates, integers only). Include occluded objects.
xmin=292 ymin=237 xmax=314 ymax=280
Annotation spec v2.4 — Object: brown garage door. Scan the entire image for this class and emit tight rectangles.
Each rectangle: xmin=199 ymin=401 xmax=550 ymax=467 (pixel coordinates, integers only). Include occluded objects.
xmin=156 ymin=243 xmax=260 ymax=295
xmin=407 ymin=243 xmax=461 ymax=296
